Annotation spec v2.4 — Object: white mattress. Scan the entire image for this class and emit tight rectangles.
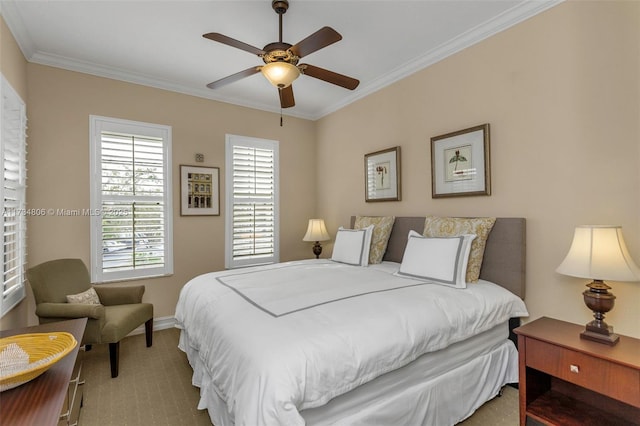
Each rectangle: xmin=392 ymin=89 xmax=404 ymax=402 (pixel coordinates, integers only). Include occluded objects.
xmin=176 ymin=260 xmax=527 ymax=425
xmin=301 ymin=321 xmax=515 ymax=425
xmin=179 ymin=322 xmax=518 ymax=426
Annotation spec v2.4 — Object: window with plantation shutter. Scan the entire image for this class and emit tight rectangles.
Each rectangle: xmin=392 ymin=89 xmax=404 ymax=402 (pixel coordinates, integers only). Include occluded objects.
xmin=225 ymin=135 xmax=279 ymax=269
xmin=90 ymin=116 xmax=173 ymax=282
xmin=1 ymin=75 xmax=27 ymax=317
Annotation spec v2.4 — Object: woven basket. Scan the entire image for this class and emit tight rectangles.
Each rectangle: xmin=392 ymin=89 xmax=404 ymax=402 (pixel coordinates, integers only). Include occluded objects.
xmin=0 ymin=332 xmax=77 ymax=392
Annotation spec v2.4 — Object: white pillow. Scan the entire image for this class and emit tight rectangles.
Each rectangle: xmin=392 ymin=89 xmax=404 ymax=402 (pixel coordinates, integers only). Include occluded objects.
xmin=396 ymin=230 xmax=476 ymax=288
xmin=331 ymin=225 xmax=374 ymax=266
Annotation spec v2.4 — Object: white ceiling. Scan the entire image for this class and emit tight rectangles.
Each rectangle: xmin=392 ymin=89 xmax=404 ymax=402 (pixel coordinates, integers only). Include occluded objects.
xmin=1 ymin=0 xmax=561 ymax=120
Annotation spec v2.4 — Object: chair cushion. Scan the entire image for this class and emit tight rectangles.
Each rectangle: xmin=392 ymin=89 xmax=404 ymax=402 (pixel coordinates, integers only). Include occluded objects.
xmin=100 ymin=303 xmax=153 ymax=343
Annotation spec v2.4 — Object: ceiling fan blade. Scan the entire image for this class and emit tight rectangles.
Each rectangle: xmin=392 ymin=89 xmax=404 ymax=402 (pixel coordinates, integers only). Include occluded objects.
xmin=290 ymin=27 xmax=342 ymax=58
xmin=300 ymin=64 xmax=359 ymax=90
xmin=206 ymin=67 xmax=261 ymax=90
xmin=203 ymin=33 xmax=265 ymax=56
xmin=279 ymin=85 xmax=295 ymax=108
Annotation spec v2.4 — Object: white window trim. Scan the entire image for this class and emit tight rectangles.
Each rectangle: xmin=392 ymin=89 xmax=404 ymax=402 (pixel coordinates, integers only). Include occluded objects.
xmin=225 ymin=134 xmax=280 ymax=269
xmin=0 ymin=74 xmax=27 ymax=317
xmin=89 ymin=115 xmax=173 ymax=283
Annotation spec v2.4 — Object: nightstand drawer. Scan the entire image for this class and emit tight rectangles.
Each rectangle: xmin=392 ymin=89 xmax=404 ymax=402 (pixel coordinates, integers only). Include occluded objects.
xmin=527 ymin=338 xmax=640 ymax=407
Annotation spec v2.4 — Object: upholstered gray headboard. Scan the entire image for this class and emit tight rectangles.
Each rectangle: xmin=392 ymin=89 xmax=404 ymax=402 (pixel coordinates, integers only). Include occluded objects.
xmin=349 ymin=216 xmax=526 ymax=299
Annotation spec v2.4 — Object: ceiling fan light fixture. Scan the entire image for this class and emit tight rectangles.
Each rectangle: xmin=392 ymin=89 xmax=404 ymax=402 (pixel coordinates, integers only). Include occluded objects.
xmin=203 ymin=0 xmax=359 ymax=109
xmin=261 ymin=62 xmax=300 ymax=88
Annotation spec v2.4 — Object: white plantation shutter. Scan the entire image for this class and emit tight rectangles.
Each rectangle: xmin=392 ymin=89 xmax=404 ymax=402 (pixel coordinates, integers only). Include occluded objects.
xmin=225 ymin=135 xmax=279 ymax=268
xmin=1 ymin=75 xmax=27 ymax=317
xmin=90 ymin=116 xmax=173 ymax=282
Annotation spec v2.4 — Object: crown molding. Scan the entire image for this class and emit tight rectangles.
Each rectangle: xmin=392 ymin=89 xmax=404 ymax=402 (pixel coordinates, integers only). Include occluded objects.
xmin=315 ymin=0 xmax=563 ymax=120
xmin=28 ymin=50 xmax=315 ymax=120
xmin=1 ymin=1 xmax=37 ymax=59
xmin=3 ymin=0 xmax=563 ymax=122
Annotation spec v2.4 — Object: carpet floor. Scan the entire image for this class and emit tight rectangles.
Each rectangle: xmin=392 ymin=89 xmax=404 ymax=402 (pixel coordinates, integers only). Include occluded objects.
xmin=79 ymin=327 xmax=519 ymax=425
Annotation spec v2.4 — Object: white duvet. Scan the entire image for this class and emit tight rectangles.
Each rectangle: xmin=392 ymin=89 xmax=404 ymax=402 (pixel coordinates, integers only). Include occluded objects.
xmin=175 ymin=260 xmax=528 ymax=426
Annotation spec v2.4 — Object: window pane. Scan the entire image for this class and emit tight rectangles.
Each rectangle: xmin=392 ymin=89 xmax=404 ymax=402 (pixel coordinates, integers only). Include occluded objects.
xmin=101 ymin=201 xmax=166 ymax=272
xmin=232 ymin=202 xmax=275 ymax=259
xmin=1 ymin=75 xmax=27 ymax=316
xmin=101 ymin=133 xmax=164 ymax=196
xmin=226 ymin=135 xmax=279 ymax=268
xmin=90 ymin=116 xmax=172 ymax=282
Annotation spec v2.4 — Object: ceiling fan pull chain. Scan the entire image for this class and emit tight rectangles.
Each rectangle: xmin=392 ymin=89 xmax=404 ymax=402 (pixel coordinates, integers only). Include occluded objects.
xmin=280 ymin=107 xmax=283 ymax=127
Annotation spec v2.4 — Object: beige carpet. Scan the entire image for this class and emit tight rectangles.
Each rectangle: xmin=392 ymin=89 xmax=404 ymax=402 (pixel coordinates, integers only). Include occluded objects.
xmin=79 ymin=328 xmax=518 ymax=425
xmin=79 ymin=327 xmax=211 ymax=426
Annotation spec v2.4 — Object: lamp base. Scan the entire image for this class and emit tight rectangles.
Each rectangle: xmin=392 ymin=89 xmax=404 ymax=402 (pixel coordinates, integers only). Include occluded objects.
xmin=312 ymin=242 xmax=322 ymax=259
xmin=580 ymin=280 xmax=619 ymax=346
xmin=580 ymin=328 xmax=619 ymax=345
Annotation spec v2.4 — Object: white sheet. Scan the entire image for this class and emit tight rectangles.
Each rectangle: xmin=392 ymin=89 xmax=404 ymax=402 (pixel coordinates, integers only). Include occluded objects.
xmin=180 ymin=325 xmax=518 ymax=426
xmin=175 ymin=259 xmax=528 ymax=426
xmin=305 ymin=342 xmax=519 ymax=425
xmin=301 ymin=321 xmax=513 ymax=424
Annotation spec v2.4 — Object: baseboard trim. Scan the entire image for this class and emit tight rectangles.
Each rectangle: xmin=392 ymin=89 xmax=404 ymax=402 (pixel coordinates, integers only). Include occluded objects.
xmin=128 ymin=315 xmax=176 ymax=336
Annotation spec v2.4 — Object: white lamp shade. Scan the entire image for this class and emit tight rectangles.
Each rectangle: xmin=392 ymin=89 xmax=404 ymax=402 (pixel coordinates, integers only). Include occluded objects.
xmin=260 ymin=62 xmax=300 ymax=88
xmin=556 ymin=225 xmax=640 ymax=282
xmin=303 ymin=219 xmax=330 ymax=242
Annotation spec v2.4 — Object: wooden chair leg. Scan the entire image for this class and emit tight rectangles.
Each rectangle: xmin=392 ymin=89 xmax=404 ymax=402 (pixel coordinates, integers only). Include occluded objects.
xmin=109 ymin=342 xmax=119 ymax=378
xmin=145 ymin=319 xmax=153 ymax=347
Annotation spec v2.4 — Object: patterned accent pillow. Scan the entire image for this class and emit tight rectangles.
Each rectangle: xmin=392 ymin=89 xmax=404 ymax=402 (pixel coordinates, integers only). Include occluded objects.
xmin=422 ymin=216 xmax=496 ymax=282
xmin=354 ymin=216 xmax=395 ymax=264
xmin=66 ymin=287 xmax=101 ymax=304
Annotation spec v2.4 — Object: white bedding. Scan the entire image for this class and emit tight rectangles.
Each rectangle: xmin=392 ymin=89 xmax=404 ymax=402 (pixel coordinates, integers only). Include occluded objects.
xmin=175 ymin=259 xmax=528 ymax=426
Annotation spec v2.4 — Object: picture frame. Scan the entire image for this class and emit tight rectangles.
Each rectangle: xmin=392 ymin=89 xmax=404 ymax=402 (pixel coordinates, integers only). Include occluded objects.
xmin=365 ymin=146 xmax=401 ymax=202
xmin=180 ymin=165 xmax=220 ymax=216
xmin=430 ymin=124 xmax=491 ymax=198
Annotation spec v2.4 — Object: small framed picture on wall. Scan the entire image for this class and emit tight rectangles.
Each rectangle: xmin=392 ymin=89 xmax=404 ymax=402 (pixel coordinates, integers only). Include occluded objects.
xmin=364 ymin=146 xmax=401 ymax=202
xmin=180 ymin=165 xmax=220 ymax=216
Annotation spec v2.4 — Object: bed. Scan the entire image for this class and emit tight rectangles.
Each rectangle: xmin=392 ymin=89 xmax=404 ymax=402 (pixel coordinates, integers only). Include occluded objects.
xmin=175 ymin=216 xmax=528 ymax=425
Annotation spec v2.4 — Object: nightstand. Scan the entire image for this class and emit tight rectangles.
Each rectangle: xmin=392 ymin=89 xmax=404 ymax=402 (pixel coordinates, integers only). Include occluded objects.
xmin=514 ymin=317 xmax=640 ymax=426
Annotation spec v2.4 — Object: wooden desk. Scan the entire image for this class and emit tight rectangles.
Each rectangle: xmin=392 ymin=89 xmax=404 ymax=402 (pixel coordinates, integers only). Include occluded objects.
xmin=0 ymin=318 xmax=87 ymax=426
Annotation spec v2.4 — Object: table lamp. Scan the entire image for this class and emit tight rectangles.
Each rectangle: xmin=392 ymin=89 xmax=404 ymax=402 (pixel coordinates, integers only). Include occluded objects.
xmin=556 ymin=225 xmax=640 ymax=345
xmin=303 ymin=219 xmax=330 ymax=259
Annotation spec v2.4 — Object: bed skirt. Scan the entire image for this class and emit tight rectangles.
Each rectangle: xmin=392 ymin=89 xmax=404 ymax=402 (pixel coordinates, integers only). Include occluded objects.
xmin=179 ymin=321 xmax=518 ymax=426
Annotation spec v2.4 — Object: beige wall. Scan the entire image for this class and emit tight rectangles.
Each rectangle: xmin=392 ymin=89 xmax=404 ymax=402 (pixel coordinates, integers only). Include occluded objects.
xmin=2 ymin=2 xmax=639 ymax=338
xmin=17 ymin=64 xmax=316 ymax=324
xmin=1 ymin=16 xmax=27 ymax=99
xmin=0 ymin=15 xmax=29 ymax=329
xmin=316 ymin=1 xmax=640 ymax=338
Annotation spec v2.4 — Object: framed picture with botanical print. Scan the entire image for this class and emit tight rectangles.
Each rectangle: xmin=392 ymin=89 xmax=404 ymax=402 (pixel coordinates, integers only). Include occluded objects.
xmin=365 ymin=146 xmax=401 ymax=202
xmin=431 ymin=124 xmax=491 ymax=198
xmin=180 ymin=165 xmax=220 ymax=216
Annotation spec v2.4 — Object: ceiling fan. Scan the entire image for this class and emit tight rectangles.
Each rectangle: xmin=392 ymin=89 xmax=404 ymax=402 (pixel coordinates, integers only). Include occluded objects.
xmin=203 ymin=0 xmax=359 ymax=109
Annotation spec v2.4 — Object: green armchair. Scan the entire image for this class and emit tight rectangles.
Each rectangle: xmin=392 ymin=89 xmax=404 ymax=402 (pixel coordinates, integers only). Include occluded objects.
xmin=27 ymin=258 xmax=153 ymax=378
